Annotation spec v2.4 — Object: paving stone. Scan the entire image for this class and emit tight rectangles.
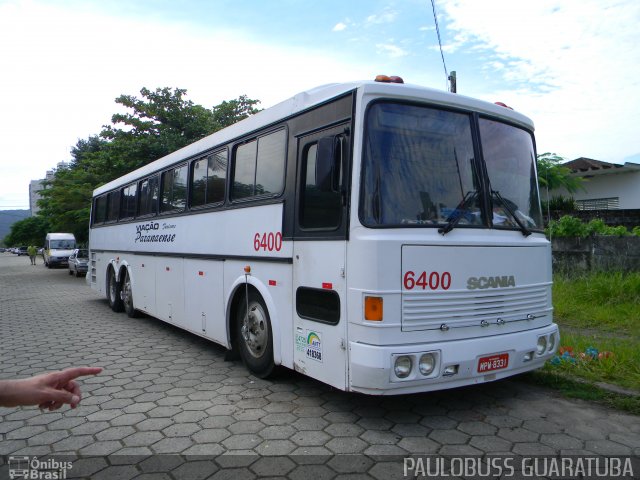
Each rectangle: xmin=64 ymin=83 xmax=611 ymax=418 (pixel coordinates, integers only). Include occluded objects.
xmin=254 ymin=439 xmax=297 ymax=455
xmin=584 ymin=439 xmax=632 ymax=455
xmin=250 ymin=456 xmax=296 ymax=476
xmin=397 ymin=436 xmax=440 ymax=454
xmin=172 ymin=460 xmax=219 ymax=480
xmin=325 ymin=437 xmax=368 ymax=454
xmin=79 ymin=440 xmax=123 ymax=455
xmin=429 ymin=429 xmax=469 ymax=445
xmin=136 ymin=417 xmax=174 ymax=431
xmin=162 ymin=422 xmax=200 ymax=437
xmin=469 ymin=435 xmax=513 ymax=452
xmin=123 ymin=431 xmax=164 ymax=447
xmin=95 ymin=425 xmax=136 ymax=441
xmin=539 ymin=433 xmax=585 ymax=450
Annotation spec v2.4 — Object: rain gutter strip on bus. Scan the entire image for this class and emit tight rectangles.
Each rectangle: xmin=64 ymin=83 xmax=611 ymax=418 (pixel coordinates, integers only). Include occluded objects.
xmin=89 ymin=250 xmax=294 ymax=264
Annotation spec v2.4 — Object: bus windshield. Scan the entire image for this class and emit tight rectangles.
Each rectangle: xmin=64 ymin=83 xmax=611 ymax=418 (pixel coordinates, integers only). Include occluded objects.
xmin=480 ymin=117 xmax=542 ymax=230
xmin=360 ymin=102 xmax=542 ymax=230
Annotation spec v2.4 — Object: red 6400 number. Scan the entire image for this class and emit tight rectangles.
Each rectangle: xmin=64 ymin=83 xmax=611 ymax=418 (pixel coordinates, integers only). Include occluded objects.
xmin=403 ymin=271 xmax=451 ymax=290
xmin=253 ymin=232 xmax=283 ymax=252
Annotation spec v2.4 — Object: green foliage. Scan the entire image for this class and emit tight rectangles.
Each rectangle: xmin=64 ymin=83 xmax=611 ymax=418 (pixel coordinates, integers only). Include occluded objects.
xmin=3 ymin=216 xmax=50 ymax=247
xmin=546 ymin=215 xmax=631 ymax=237
xmin=545 ymin=215 xmax=588 ymax=237
xmin=528 ymin=271 xmax=640 ymax=408
xmin=537 ymin=152 xmax=584 ymax=193
xmin=553 ymin=271 xmax=640 ymax=334
xmin=632 ymin=226 xmax=640 ymax=236
xmin=541 ymin=195 xmax=575 ymax=212
xmin=38 ymin=88 xmax=261 ymax=243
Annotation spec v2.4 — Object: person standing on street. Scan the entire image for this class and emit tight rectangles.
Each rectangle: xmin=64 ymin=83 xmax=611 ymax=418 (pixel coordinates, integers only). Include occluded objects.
xmin=27 ymin=245 xmax=37 ymax=265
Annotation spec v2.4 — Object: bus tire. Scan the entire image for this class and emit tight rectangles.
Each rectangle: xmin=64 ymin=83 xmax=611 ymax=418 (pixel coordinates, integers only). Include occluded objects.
xmin=236 ymin=292 xmax=275 ymax=378
xmin=107 ymin=268 xmax=124 ymax=312
xmin=122 ymin=270 xmax=140 ymax=318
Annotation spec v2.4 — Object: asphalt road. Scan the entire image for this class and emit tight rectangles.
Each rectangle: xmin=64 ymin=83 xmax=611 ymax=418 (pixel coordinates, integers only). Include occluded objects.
xmin=0 ymin=253 xmax=638 ymax=479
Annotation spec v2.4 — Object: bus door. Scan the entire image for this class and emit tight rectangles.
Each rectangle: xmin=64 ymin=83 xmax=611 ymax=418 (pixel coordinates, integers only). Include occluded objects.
xmin=292 ymin=124 xmax=350 ymax=390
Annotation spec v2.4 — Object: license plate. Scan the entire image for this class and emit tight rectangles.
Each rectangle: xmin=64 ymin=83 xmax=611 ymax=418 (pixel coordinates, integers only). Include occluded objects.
xmin=477 ymin=353 xmax=509 ymax=373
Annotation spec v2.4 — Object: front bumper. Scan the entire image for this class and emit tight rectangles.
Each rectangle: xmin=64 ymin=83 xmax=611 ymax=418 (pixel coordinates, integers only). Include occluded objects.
xmin=349 ymin=323 xmax=559 ymax=395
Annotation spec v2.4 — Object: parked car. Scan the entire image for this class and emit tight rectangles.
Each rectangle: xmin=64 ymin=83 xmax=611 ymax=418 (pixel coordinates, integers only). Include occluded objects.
xmin=16 ymin=246 xmax=29 ymax=256
xmin=68 ymin=249 xmax=89 ymax=277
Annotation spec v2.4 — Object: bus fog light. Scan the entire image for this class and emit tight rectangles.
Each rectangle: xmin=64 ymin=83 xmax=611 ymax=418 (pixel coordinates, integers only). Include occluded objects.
xmin=548 ymin=333 xmax=556 ymax=352
xmin=523 ymin=351 xmax=534 ymax=362
xmin=419 ymin=353 xmax=436 ymax=375
xmin=443 ymin=365 xmax=458 ymax=377
xmin=394 ymin=356 xmax=412 ymax=378
xmin=536 ymin=336 xmax=547 ymax=356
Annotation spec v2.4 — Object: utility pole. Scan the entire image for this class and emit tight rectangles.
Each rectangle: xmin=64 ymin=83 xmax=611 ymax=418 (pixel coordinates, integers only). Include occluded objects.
xmin=448 ymin=71 xmax=457 ymax=93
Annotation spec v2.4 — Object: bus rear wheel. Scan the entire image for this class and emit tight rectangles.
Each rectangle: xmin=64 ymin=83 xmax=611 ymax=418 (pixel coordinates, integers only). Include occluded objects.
xmin=107 ymin=268 xmax=124 ymax=312
xmin=236 ymin=292 xmax=275 ymax=378
xmin=122 ymin=270 xmax=140 ymax=318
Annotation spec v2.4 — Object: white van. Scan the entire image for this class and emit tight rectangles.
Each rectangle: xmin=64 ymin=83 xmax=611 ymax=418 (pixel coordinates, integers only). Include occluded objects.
xmin=44 ymin=233 xmax=76 ymax=268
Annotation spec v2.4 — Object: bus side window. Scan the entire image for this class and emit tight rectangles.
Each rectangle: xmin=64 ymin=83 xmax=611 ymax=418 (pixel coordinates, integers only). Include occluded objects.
xmin=191 ymin=150 xmax=226 ymax=208
xmin=120 ymin=183 xmax=137 ymax=220
xmin=232 ymin=129 xmax=286 ymax=200
xmin=161 ymin=164 xmax=188 ymax=212
xmin=300 ymin=141 xmax=342 ymax=229
xmin=106 ymin=191 xmax=120 ymax=222
xmin=94 ymin=195 xmax=107 ymax=224
xmin=138 ymin=176 xmax=159 ymax=216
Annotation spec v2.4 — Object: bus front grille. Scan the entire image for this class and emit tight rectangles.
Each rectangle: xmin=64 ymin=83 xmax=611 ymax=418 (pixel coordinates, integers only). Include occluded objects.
xmin=401 ymin=284 xmax=549 ymax=331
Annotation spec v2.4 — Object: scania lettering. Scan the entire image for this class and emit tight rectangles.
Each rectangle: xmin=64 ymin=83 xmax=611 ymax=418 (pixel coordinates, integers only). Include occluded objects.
xmin=467 ymin=275 xmax=516 ymax=290
xmin=88 ymin=76 xmax=558 ymax=394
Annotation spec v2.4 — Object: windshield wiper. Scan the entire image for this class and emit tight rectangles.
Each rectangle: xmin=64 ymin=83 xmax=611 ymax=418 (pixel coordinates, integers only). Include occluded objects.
xmin=438 ymin=190 xmax=478 ymax=235
xmin=492 ymin=190 xmax=532 ymax=237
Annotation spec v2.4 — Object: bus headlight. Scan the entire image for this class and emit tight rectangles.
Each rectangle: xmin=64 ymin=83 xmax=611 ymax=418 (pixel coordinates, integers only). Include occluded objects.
xmin=548 ymin=333 xmax=556 ymax=352
xmin=536 ymin=336 xmax=547 ymax=356
xmin=394 ymin=356 xmax=412 ymax=378
xmin=419 ymin=353 xmax=436 ymax=375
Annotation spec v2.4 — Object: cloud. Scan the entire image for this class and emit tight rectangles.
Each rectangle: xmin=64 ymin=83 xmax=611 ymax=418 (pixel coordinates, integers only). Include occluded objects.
xmin=376 ymin=43 xmax=409 ymax=58
xmin=333 ymin=22 xmax=347 ymax=32
xmin=438 ymin=0 xmax=640 ymax=162
xmin=365 ymin=9 xmax=398 ymax=26
xmin=0 ymin=1 xmax=370 ymax=208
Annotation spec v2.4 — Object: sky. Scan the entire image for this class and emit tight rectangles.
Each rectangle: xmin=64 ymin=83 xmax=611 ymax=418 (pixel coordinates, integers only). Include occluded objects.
xmin=0 ymin=0 xmax=638 ymax=210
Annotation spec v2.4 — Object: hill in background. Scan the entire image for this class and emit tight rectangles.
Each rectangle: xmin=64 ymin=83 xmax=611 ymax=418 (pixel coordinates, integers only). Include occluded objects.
xmin=0 ymin=210 xmax=30 ymax=245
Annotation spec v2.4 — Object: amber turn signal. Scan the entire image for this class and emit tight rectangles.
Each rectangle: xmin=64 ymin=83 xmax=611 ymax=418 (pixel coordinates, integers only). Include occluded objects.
xmin=364 ymin=296 xmax=383 ymax=321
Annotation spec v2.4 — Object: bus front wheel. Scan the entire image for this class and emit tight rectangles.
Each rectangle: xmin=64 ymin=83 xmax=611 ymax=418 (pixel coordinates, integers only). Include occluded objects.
xmin=236 ymin=292 xmax=275 ymax=378
xmin=107 ymin=268 xmax=124 ymax=312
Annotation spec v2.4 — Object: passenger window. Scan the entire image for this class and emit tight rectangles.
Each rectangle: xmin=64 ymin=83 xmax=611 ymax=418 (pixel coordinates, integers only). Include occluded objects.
xmin=300 ymin=142 xmax=342 ymax=229
xmin=232 ymin=129 xmax=286 ymax=200
xmin=138 ymin=176 xmax=159 ymax=217
xmin=94 ymin=195 xmax=107 ymax=224
xmin=120 ymin=183 xmax=137 ymax=219
xmin=107 ymin=191 xmax=119 ymax=222
xmin=161 ymin=164 xmax=187 ymax=212
xmin=191 ymin=150 xmax=226 ymax=207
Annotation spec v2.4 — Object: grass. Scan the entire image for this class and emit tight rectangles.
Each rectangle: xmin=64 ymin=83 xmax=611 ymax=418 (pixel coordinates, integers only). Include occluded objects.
xmin=528 ymin=271 xmax=640 ymax=413
xmin=552 ymin=271 xmax=640 ymax=336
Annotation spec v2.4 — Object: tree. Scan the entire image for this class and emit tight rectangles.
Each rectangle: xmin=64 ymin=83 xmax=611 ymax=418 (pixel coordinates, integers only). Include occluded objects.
xmin=3 ymin=216 xmax=50 ymax=247
xmin=537 ymin=152 xmax=584 ymax=194
xmin=38 ymin=88 xmax=261 ymax=243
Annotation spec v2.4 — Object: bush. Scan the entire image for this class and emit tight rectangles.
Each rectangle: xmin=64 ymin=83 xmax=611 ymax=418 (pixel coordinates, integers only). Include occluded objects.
xmin=547 ymin=215 xmax=631 ymax=238
xmin=546 ymin=215 xmax=588 ymax=237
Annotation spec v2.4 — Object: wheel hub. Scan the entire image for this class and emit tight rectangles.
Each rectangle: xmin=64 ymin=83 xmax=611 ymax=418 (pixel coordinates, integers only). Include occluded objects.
xmin=242 ymin=303 xmax=268 ymax=358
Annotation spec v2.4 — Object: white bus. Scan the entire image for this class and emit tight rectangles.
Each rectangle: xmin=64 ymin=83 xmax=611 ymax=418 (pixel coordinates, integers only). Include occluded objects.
xmin=88 ymin=77 xmax=558 ymax=394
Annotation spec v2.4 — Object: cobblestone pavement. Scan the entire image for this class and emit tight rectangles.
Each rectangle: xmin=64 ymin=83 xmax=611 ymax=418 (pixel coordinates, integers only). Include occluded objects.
xmin=1 ymin=254 xmax=639 ymax=479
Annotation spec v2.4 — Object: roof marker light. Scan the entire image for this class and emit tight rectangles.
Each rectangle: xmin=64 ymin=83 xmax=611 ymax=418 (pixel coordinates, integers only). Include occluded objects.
xmin=375 ymin=74 xmax=404 ymax=84
xmin=494 ymin=101 xmax=513 ymax=110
